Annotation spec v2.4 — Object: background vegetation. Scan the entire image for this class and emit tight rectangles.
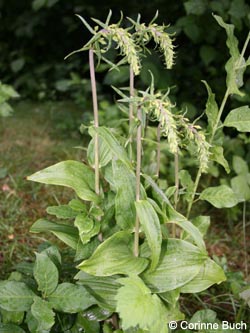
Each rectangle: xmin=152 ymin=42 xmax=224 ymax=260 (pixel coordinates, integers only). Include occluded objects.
xmin=0 ymin=0 xmax=250 ymax=331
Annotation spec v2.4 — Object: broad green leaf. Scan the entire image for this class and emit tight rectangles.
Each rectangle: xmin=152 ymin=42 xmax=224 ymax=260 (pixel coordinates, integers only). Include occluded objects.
xmin=46 ymin=205 xmax=78 ymax=219
xmin=0 ymin=309 xmax=24 ymax=325
xmin=69 ymin=198 xmax=88 ymax=212
xmin=200 ymin=185 xmax=238 ymax=208
xmin=112 ymin=160 xmax=136 ymax=230
xmin=83 ymin=306 xmax=111 ymax=321
xmin=10 ymin=58 xmax=25 ymax=73
xmin=0 ymin=102 xmax=13 ymax=117
xmin=48 ymin=283 xmax=95 ymax=313
xmin=33 ymin=252 xmax=58 ymax=297
xmin=135 ymin=200 xmax=162 ymax=271
xmin=75 ymin=271 xmax=121 ymax=311
xmin=77 ymin=231 xmax=148 ymax=276
xmin=27 ymin=160 xmax=98 ymax=203
xmin=116 ymin=276 xmax=168 ymax=333
xmin=0 ymin=324 xmax=26 ymax=333
xmin=87 ymin=137 xmax=112 ymax=168
xmin=0 ymin=281 xmax=34 ymax=311
xmin=30 ymin=219 xmax=79 ymax=249
xmin=31 ymin=296 xmax=55 ymax=332
xmin=142 ymin=239 xmax=207 ymax=292
xmin=91 ymin=127 xmax=132 ymax=168
xmin=231 ymin=175 xmax=250 ymax=201
xmin=168 ymin=220 xmax=206 ymax=252
xmin=224 ymin=106 xmax=250 ymax=132
xmin=202 ymin=81 xmax=219 ymax=134
xmin=232 ymin=155 xmax=249 ymax=174
xmin=181 ymin=258 xmax=226 ymax=293
xmin=210 ymin=146 xmax=230 ymax=173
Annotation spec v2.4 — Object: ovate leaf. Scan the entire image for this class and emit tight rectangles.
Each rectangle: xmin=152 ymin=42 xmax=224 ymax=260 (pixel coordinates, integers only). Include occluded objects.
xmin=224 ymin=106 xmax=250 ymax=132
xmin=0 ymin=281 xmax=34 ymax=311
xmin=30 ymin=219 xmax=79 ymax=249
xmin=135 ymin=200 xmax=162 ymax=271
xmin=31 ymin=296 xmax=55 ymax=332
xmin=27 ymin=160 xmax=98 ymax=203
xmin=33 ymin=252 xmax=58 ymax=297
xmin=48 ymin=283 xmax=95 ymax=313
xmin=116 ymin=276 xmax=168 ymax=333
xmin=200 ymin=185 xmax=238 ymax=208
xmin=210 ymin=146 xmax=230 ymax=173
xmin=181 ymin=258 xmax=226 ymax=293
xmin=143 ymin=239 xmax=207 ymax=292
xmin=77 ymin=231 xmax=148 ymax=276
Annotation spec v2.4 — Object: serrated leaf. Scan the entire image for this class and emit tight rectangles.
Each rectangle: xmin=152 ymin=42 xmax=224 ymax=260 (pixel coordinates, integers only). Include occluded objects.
xmin=30 ymin=219 xmax=79 ymax=249
xmin=31 ymin=296 xmax=55 ymax=332
xmin=27 ymin=160 xmax=98 ymax=203
xmin=224 ymin=106 xmax=250 ymax=132
xmin=48 ymin=283 xmax=95 ymax=313
xmin=116 ymin=276 xmax=168 ymax=333
xmin=135 ymin=200 xmax=162 ymax=271
xmin=210 ymin=146 xmax=230 ymax=173
xmin=181 ymin=258 xmax=226 ymax=293
xmin=0 ymin=324 xmax=26 ymax=333
xmin=200 ymin=185 xmax=238 ymax=208
xmin=202 ymin=80 xmax=219 ymax=134
xmin=112 ymin=160 xmax=137 ymax=230
xmin=46 ymin=204 xmax=78 ymax=219
xmin=75 ymin=271 xmax=121 ymax=311
xmin=33 ymin=252 xmax=58 ymax=297
xmin=143 ymin=239 xmax=207 ymax=292
xmin=0 ymin=281 xmax=35 ymax=311
xmin=77 ymin=231 xmax=148 ymax=276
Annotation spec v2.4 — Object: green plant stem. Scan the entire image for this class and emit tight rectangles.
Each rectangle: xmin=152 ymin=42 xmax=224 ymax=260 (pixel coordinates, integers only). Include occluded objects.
xmin=156 ymin=124 xmax=161 ymax=177
xmin=129 ymin=65 xmax=135 ymax=160
xmin=172 ymin=151 xmax=179 ymax=237
xmin=89 ymin=48 xmax=100 ymax=195
xmin=134 ymin=107 xmax=142 ymax=257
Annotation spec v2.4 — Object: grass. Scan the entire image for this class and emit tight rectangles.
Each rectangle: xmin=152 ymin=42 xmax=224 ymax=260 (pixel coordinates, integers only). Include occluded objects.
xmin=0 ymin=100 xmax=87 ymax=278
